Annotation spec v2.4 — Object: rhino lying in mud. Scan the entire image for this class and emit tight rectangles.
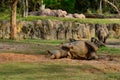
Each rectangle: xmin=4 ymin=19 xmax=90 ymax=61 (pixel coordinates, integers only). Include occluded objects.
xmin=47 ymin=49 xmax=71 ymax=59
xmin=48 ymin=39 xmax=100 ymax=60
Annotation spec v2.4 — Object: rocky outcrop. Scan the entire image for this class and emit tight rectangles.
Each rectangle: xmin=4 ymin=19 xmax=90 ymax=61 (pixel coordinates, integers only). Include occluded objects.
xmin=0 ymin=20 xmax=120 ymax=40
xmin=29 ymin=9 xmax=85 ymax=19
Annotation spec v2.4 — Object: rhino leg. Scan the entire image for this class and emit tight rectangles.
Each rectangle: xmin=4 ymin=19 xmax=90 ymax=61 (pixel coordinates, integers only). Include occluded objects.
xmin=47 ymin=50 xmax=61 ymax=59
xmin=67 ymin=52 xmax=73 ymax=59
xmin=87 ymin=52 xmax=98 ymax=60
xmin=50 ymin=55 xmax=56 ymax=59
xmin=50 ymin=53 xmax=61 ymax=59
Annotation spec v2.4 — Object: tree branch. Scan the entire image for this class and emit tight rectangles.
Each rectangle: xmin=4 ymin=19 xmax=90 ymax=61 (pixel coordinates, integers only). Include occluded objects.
xmin=103 ymin=0 xmax=120 ymax=15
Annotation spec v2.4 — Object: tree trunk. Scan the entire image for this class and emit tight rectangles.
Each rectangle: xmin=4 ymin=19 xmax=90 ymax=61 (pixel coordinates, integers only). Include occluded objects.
xmin=25 ymin=0 xmax=28 ymax=17
xmin=99 ymin=0 xmax=102 ymax=14
xmin=10 ymin=0 xmax=18 ymax=39
xmin=22 ymin=0 xmax=28 ymax=17
xmin=22 ymin=0 xmax=25 ymax=17
xmin=104 ymin=0 xmax=120 ymax=15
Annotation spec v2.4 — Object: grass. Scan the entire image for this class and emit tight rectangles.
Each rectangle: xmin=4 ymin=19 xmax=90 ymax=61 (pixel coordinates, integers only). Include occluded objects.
xmin=0 ymin=39 xmax=120 ymax=55
xmin=0 ymin=10 xmax=10 ymax=21
xmin=98 ymin=46 xmax=120 ymax=55
xmin=0 ymin=39 xmax=65 ymax=45
xmin=0 ymin=62 xmax=119 ymax=80
xmin=0 ymin=11 xmax=120 ymax=24
xmin=0 ymin=39 xmax=64 ymax=54
xmin=20 ymin=16 xmax=120 ymax=24
xmin=22 ymin=16 xmax=120 ymax=24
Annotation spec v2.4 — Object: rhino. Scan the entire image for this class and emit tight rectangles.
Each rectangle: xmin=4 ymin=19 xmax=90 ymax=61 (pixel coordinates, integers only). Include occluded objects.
xmin=47 ymin=49 xmax=71 ymax=59
xmin=61 ymin=40 xmax=99 ymax=60
xmin=95 ymin=24 xmax=109 ymax=43
xmin=91 ymin=37 xmax=106 ymax=47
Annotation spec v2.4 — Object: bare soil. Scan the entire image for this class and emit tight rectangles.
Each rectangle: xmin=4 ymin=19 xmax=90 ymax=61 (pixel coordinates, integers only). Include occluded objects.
xmin=0 ymin=53 xmax=120 ymax=73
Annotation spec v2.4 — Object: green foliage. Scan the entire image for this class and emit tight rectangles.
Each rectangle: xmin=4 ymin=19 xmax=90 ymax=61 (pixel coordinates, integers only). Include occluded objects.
xmin=28 ymin=0 xmax=43 ymax=11
xmin=0 ymin=10 xmax=10 ymax=20
xmin=43 ymin=0 xmax=61 ymax=9
xmin=0 ymin=0 xmax=10 ymax=12
xmin=43 ymin=0 xmax=76 ymax=13
xmin=60 ymin=0 xmax=76 ymax=13
xmin=0 ymin=0 xmax=120 ymax=14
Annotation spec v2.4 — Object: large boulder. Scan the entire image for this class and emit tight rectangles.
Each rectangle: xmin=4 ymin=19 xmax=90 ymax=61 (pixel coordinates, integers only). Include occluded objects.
xmin=40 ymin=8 xmax=51 ymax=16
xmin=56 ymin=9 xmax=67 ymax=17
xmin=65 ymin=14 xmax=74 ymax=18
xmin=73 ymin=13 xmax=85 ymax=19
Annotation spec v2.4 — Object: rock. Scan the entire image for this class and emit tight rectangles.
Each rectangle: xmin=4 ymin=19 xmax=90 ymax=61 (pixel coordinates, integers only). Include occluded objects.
xmin=65 ymin=14 xmax=73 ymax=18
xmin=0 ymin=20 xmax=120 ymax=40
xmin=73 ymin=13 xmax=85 ymax=19
xmin=29 ymin=8 xmax=86 ymax=19
xmin=56 ymin=9 xmax=67 ymax=17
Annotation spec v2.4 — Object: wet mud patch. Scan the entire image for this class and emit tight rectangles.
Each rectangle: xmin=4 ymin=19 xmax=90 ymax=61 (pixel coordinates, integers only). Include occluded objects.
xmin=0 ymin=53 xmax=120 ymax=73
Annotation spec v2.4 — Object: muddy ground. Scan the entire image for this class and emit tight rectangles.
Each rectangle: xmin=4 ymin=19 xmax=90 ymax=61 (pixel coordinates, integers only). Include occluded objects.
xmin=0 ymin=39 xmax=120 ymax=73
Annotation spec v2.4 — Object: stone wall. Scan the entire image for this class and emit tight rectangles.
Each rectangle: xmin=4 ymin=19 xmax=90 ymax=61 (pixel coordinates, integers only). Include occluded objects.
xmin=0 ymin=20 xmax=120 ymax=40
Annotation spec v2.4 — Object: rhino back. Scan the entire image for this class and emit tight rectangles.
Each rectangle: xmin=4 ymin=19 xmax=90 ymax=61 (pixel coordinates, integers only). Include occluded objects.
xmin=70 ymin=41 xmax=88 ymax=58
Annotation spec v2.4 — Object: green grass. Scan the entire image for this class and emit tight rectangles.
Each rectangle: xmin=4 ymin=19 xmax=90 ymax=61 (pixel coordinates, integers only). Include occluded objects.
xmin=0 ymin=12 xmax=120 ymax=24
xmin=0 ymin=39 xmax=120 ymax=55
xmin=0 ymin=39 xmax=64 ymax=45
xmin=21 ymin=16 xmax=120 ymax=24
xmin=15 ymin=16 xmax=120 ymax=24
xmin=98 ymin=46 xmax=120 ymax=55
xmin=0 ymin=62 xmax=119 ymax=80
xmin=0 ymin=10 xmax=10 ymax=21
xmin=0 ymin=39 xmax=64 ymax=54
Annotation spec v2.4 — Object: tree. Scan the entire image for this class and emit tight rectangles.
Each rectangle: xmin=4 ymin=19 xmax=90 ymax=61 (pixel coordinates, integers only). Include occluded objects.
xmin=99 ymin=0 xmax=103 ymax=14
xmin=103 ymin=0 xmax=120 ymax=15
xmin=60 ymin=0 xmax=76 ymax=13
xmin=10 ymin=0 xmax=18 ymax=39
xmin=28 ymin=0 xmax=43 ymax=11
xmin=20 ymin=0 xmax=28 ymax=17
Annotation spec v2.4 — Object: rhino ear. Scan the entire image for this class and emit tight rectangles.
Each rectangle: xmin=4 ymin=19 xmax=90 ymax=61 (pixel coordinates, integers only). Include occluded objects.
xmin=69 ymin=46 xmax=74 ymax=49
xmin=47 ymin=50 xmax=52 ymax=55
xmin=85 ymin=41 xmax=98 ymax=51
